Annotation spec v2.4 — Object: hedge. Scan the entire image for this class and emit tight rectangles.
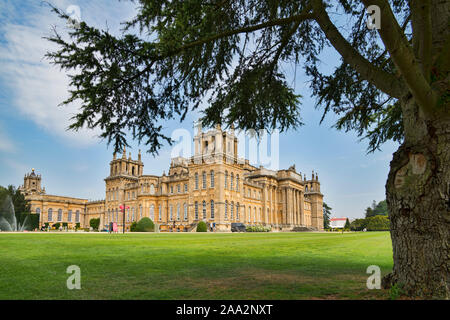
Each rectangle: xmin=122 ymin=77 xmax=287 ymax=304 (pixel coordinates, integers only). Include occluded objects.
xmin=196 ymin=221 xmax=207 ymax=232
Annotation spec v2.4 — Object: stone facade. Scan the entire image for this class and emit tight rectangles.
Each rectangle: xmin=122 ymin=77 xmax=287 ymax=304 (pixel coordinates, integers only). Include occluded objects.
xmin=20 ymin=125 xmax=324 ymax=232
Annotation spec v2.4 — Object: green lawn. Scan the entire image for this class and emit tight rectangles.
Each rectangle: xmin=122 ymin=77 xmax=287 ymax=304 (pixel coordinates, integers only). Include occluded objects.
xmin=0 ymin=232 xmax=393 ymax=299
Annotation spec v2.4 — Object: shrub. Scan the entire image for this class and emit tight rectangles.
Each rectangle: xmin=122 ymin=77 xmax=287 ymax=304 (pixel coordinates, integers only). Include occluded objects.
xmin=136 ymin=217 xmax=154 ymax=232
xmin=130 ymin=221 xmax=138 ymax=232
xmin=53 ymin=222 xmax=61 ymax=229
xmin=196 ymin=221 xmax=207 ymax=232
xmin=89 ymin=218 xmax=100 ymax=231
xmin=75 ymin=222 xmax=80 ymax=230
xmin=365 ymin=215 xmax=390 ymax=231
xmin=246 ymin=225 xmax=271 ymax=232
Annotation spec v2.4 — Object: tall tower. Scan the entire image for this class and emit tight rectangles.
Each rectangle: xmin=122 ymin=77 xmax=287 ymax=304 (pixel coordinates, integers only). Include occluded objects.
xmin=20 ymin=169 xmax=45 ymax=196
xmin=305 ymin=171 xmax=323 ymax=230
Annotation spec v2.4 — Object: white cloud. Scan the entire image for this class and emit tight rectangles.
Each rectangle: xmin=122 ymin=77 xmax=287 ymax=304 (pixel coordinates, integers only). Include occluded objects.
xmin=0 ymin=129 xmax=16 ymax=153
xmin=0 ymin=0 xmax=136 ymax=147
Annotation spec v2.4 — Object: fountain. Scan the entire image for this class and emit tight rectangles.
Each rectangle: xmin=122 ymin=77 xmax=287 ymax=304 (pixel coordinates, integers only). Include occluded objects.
xmin=0 ymin=195 xmax=29 ymax=231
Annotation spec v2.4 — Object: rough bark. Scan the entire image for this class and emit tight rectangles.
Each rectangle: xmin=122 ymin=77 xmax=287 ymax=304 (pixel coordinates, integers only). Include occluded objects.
xmin=383 ymin=96 xmax=450 ymax=299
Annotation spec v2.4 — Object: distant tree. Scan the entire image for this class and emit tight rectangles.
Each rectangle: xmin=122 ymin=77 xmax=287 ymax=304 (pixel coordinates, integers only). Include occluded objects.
xmin=89 ymin=218 xmax=100 ymax=231
xmin=136 ymin=217 xmax=155 ymax=232
xmin=365 ymin=215 xmax=390 ymax=231
xmin=350 ymin=219 xmax=367 ymax=231
xmin=365 ymin=200 xmax=389 ymax=217
xmin=322 ymin=202 xmax=332 ymax=229
xmin=0 ymin=185 xmax=30 ymax=215
xmin=344 ymin=218 xmax=350 ymax=229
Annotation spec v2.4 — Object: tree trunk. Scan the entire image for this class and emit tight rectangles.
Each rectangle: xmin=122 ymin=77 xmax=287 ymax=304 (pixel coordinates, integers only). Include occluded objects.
xmin=383 ymin=97 xmax=450 ymax=299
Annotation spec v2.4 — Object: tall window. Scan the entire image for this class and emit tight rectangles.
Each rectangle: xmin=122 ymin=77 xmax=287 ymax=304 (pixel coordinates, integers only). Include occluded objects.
xmin=48 ymin=208 xmax=53 ymax=221
xmin=259 ymin=208 xmax=262 ymax=222
xmin=210 ymin=170 xmax=214 ymax=187
xmin=177 ymin=204 xmax=180 ymax=221
xmin=177 ymin=184 xmax=180 ymax=193
xmin=68 ymin=210 xmax=72 ymax=222
xmin=158 ymin=205 xmax=162 ymax=221
xmin=57 ymin=209 xmax=62 ymax=222
xmin=202 ymin=171 xmax=207 ymax=189
xmin=170 ymin=186 xmax=174 ymax=193
xmin=75 ymin=210 xmax=80 ymax=223
xmin=225 ymin=200 xmax=228 ymax=220
xmin=115 ymin=208 xmax=118 ymax=222
xmin=194 ymin=201 xmax=199 ymax=220
xmin=230 ymin=202 xmax=234 ymax=220
xmin=236 ymin=175 xmax=240 ymax=192
xmin=170 ymin=205 xmax=173 ymax=220
xmin=248 ymin=207 xmax=251 ymax=222
xmin=236 ymin=203 xmax=240 ymax=220
xmin=253 ymin=207 xmax=256 ymax=222
xmin=195 ymin=173 xmax=199 ymax=190
xmin=139 ymin=205 xmax=143 ymax=220
xmin=202 ymin=200 xmax=206 ymax=219
xmin=230 ymin=173 xmax=234 ymax=190
xmin=184 ymin=203 xmax=188 ymax=220
xmin=132 ymin=207 xmax=135 ymax=221
xmin=225 ymin=171 xmax=228 ymax=189
xmin=184 ymin=183 xmax=188 ymax=192
xmin=210 ymin=200 xmax=215 ymax=219
xmin=107 ymin=209 xmax=110 ymax=223
xmin=150 ymin=184 xmax=155 ymax=195
xmin=150 ymin=205 xmax=155 ymax=221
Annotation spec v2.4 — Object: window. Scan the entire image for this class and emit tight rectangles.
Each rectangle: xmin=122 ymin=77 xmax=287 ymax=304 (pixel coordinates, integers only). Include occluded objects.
xmin=177 ymin=184 xmax=181 ymax=193
xmin=194 ymin=202 xmax=199 ymax=220
xmin=139 ymin=205 xmax=143 ymax=220
xmin=177 ymin=204 xmax=180 ymax=221
xmin=236 ymin=175 xmax=240 ymax=192
xmin=107 ymin=209 xmax=110 ymax=223
xmin=230 ymin=202 xmax=234 ymax=220
xmin=259 ymin=208 xmax=262 ymax=222
xmin=158 ymin=205 xmax=162 ymax=221
xmin=36 ymin=207 xmax=41 ymax=216
xmin=48 ymin=208 xmax=53 ymax=221
xmin=57 ymin=209 xmax=62 ymax=222
xmin=150 ymin=184 xmax=155 ymax=195
xmin=170 ymin=186 xmax=174 ymax=194
xmin=202 ymin=200 xmax=206 ymax=219
xmin=132 ymin=207 xmax=135 ymax=221
xmin=230 ymin=173 xmax=234 ymax=190
xmin=132 ymin=191 xmax=135 ymax=199
xmin=195 ymin=173 xmax=199 ymax=190
xmin=184 ymin=183 xmax=188 ymax=192
xmin=236 ymin=203 xmax=240 ymax=220
xmin=127 ymin=209 xmax=130 ymax=222
xmin=202 ymin=171 xmax=207 ymax=189
xmin=141 ymin=185 xmax=144 ymax=193
xmin=248 ymin=207 xmax=251 ymax=222
xmin=150 ymin=205 xmax=155 ymax=221
xmin=184 ymin=203 xmax=188 ymax=220
xmin=127 ymin=192 xmax=130 ymax=200
xmin=75 ymin=210 xmax=80 ymax=223
xmin=225 ymin=171 xmax=228 ymax=189
xmin=115 ymin=208 xmax=118 ymax=222
xmin=170 ymin=205 xmax=173 ymax=221
xmin=210 ymin=170 xmax=214 ymax=187
xmin=225 ymin=200 xmax=228 ymax=220
xmin=253 ymin=207 xmax=256 ymax=222
xmin=207 ymin=200 xmax=214 ymax=220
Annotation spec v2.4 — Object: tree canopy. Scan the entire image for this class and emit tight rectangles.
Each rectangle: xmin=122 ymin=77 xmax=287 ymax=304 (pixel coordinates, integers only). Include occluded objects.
xmin=45 ymin=0 xmax=448 ymax=155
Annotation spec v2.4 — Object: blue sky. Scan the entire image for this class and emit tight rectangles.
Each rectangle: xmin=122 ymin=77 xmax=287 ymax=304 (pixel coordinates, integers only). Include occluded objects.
xmin=0 ymin=0 xmax=398 ymax=219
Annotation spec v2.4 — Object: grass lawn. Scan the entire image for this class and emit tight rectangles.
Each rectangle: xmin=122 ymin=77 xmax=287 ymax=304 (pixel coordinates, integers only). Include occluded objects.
xmin=0 ymin=232 xmax=393 ymax=299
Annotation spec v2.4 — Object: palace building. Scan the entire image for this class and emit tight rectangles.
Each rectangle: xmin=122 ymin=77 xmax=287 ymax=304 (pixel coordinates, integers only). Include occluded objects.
xmin=20 ymin=125 xmax=324 ymax=232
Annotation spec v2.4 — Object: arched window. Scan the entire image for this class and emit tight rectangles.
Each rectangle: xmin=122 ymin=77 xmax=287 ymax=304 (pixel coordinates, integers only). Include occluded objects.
xmin=230 ymin=202 xmax=234 ymax=220
xmin=202 ymin=200 xmax=206 ymax=219
xmin=150 ymin=184 xmax=155 ymax=195
xmin=225 ymin=171 xmax=228 ymax=189
xmin=210 ymin=200 xmax=215 ymax=219
xmin=305 ymin=186 xmax=308 ymax=192
xmin=202 ymin=171 xmax=207 ymax=189
xmin=177 ymin=204 xmax=180 ymax=221
xmin=169 ymin=205 xmax=173 ymax=221
xmin=236 ymin=175 xmax=240 ymax=192
xmin=225 ymin=200 xmax=228 ymax=220
xmin=210 ymin=170 xmax=214 ymax=188
xmin=57 ymin=209 xmax=62 ymax=222
xmin=230 ymin=173 xmax=234 ymax=190
xmin=194 ymin=201 xmax=199 ymax=220
xmin=150 ymin=205 xmax=155 ymax=221
xmin=184 ymin=203 xmax=188 ymax=220
xmin=195 ymin=173 xmax=199 ymax=190
xmin=48 ymin=208 xmax=53 ymax=222
xmin=75 ymin=210 xmax=80 ymax=223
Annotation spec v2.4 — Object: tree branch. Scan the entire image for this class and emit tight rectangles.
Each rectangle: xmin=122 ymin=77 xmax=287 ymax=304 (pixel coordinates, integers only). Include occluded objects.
xmin=360 ymin=0 xmax=437 ymax=115
xmin=311 ymin=0 xmax=406 ymax=99
xmin=410 ymin=0 xmax=432 ymax=83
